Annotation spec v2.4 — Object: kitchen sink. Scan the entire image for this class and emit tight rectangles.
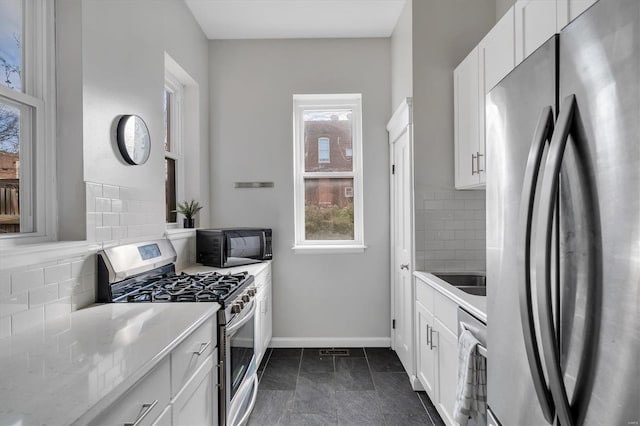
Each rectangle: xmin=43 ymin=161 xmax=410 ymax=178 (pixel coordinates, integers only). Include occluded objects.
xmin=433 ymin=273 xmax=486 ymax=296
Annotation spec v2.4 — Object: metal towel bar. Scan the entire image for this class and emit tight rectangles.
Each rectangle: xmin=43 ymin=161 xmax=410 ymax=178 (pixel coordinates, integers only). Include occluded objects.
xmin=460 ymin=322 xmax=488 ymax=358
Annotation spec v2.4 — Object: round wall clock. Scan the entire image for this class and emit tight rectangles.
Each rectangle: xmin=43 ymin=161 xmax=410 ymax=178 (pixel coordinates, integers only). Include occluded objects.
xmin=116 ymin=115 xmax=151 ymax=165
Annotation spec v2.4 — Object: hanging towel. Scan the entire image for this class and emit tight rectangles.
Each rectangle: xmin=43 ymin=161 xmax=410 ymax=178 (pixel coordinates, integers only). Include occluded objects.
xmin=453 ymin=329 xmax=487 ymax=426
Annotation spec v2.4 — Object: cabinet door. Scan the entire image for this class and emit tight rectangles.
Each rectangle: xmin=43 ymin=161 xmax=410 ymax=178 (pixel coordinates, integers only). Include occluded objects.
xmin=261 ymin=279 xmax=272 ymax=352
xmin=254 ymin=292 xmax=264 ymax=365
xmin=515 ymin=0 xmax=558 ymax=64
xmin=478 ymin=7 xmax=515 ymax=183
xmin=434 ymin=319 xmax=458 ymax=426
xmin=172 ymin=352 xmax=216 ymax=426
xmin=415 ymin=301 xmax=437 ymax=400
xmin=557 ymin=0 xmax=598 ymax=29
xmin=454 ymin=47 xmax=481 ymax=189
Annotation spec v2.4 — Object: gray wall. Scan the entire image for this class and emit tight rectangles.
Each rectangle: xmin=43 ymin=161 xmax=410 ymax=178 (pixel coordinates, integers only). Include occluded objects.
xmin=391 ymin=0 xmax=413 ymax=110
xmin=56 ymin=0 xmax=211 ymax=241
xmin=209 ymin=39 xmax=391 ymax=344
xmin=496 ymin=0 xmax=515 ymax=21
xmin=410 ymin=0 xmax=494 ymax=271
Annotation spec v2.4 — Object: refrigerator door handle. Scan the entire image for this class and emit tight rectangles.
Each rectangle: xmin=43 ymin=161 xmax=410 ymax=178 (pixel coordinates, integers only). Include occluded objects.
xmin=536 ymin=95 xmax=577 ymax=426
xmin=517 ymin=105 xmax=556 ymax=424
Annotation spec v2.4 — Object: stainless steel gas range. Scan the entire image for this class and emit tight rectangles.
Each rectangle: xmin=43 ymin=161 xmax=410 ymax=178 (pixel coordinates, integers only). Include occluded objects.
xmin=97 ymin=239 xmax=259 ymax=426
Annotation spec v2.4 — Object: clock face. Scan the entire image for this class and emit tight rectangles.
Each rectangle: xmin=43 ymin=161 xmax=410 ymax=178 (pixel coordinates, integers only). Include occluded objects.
xmin=117 ymin=115 xmax=151 ymax=165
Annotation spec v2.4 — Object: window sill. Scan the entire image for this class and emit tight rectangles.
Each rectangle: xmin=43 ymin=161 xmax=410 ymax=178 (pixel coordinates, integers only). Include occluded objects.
xmin=164 ymin=228 xmax=197 ymax=239
xmin=292 ymin=244 xmax=367 ymax=254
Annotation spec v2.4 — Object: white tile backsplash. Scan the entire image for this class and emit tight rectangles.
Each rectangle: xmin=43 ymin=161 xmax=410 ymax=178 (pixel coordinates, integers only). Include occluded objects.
xmin=0 ymin=180 xmax=186 ymax=338
xmin=1 ymin=253 xmax=96 ymax=338
xmin=415 ymin=188 xmax=486 ymax=272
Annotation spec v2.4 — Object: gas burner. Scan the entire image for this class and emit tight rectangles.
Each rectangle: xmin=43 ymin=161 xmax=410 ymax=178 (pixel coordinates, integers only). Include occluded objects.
xmin=105 ymin=268 xmax=253 ymax=306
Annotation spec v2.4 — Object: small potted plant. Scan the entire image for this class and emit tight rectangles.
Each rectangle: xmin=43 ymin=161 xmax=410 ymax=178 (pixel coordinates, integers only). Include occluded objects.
xmin=176 ymin=199 xmax=203 ymax=228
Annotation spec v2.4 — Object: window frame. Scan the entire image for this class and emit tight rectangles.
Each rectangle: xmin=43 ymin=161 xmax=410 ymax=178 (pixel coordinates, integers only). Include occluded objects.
xmin=317 ymin=136 xmax=330 ymax=164
xmin=292 ymin=94 xmax=365 ymax=253
xmin=164 ymin=70 xmax=184 ymax=227
xmin=0 ymin=0 xmax=56 ymax=245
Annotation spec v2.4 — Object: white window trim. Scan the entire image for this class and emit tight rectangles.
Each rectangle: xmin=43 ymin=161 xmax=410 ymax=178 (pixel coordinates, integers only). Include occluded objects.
xmin=292 ymin=94 xmax=365 ymax=253
xmin=0 ymin=0 xmax=56 ymax=247
xmin=164 ymin=70 xmax=184 ymax=228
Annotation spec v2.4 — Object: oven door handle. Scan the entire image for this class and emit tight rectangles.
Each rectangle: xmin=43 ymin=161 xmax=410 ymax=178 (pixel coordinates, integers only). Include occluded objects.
xmin=226 ymin=299 xmax=256 ymax=335
xmin=235 ymin=374 xmax=259 ymax=426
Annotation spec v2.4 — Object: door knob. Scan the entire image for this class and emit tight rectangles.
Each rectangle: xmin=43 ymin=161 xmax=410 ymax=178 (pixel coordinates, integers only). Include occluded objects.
xmin=400 ymin=264 xmax=409 ymax=270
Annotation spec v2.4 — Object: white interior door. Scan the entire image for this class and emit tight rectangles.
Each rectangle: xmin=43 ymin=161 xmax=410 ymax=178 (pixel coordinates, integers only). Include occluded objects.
xmin=391 ymin=121 xmax=413 ymax=374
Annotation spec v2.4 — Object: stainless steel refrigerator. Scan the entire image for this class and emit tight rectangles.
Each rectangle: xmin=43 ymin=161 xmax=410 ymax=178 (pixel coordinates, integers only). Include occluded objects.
xmin=486 ymin=0 xmax=639 ymax=425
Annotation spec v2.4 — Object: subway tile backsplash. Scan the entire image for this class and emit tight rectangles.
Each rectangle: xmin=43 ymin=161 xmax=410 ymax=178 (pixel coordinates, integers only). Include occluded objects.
xmin=0 ymin=181 xmax=195 ymax=338
xmin=414 ymin=189 xmax=486 ymax=272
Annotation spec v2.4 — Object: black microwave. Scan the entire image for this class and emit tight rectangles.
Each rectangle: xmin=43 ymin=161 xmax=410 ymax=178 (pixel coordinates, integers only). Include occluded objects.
xmin=196 ymin=228 xmax=272 ymax=268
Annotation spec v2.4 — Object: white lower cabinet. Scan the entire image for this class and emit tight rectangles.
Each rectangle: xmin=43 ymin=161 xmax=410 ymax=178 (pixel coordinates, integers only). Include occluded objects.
xmin=89 ymin=358 xmax=171 ymax=426
xmin=416 ymin=301 xmax=436 ymax=397
xmin=89 ymin=317 xmax=218 ymax=426
xmin=254 ymin=263 xmax=273 ymax=367
xmin=434 ymin=318 xmax=458 ymax=426
xmin=415 ymin=278 xmax=460 ymax=426
xmin=172 ymin=351 xmax=217 ymax=426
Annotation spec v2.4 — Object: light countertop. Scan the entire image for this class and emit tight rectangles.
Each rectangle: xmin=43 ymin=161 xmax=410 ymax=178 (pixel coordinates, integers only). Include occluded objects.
xmin=0 ymin=302 xmax=219 ymax=426
xmin=414 ymin=271 xmax=487 ymax=322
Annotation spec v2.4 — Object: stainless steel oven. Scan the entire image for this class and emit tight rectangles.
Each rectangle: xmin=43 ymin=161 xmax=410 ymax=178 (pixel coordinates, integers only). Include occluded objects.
xmin=96 ymin=239 xmax=260 ymax=426
xmin=219 ymin=285 xmax=258 ymax=426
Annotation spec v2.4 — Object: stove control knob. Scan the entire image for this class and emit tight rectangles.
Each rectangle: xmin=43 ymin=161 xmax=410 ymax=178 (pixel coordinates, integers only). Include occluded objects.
xmin=247 ymin=288 xmax=256 ymax=297
xmin=242 ymin=294 xmax=250 ymax=303
xmin=231 ymin=304 xmax=242 ymax=313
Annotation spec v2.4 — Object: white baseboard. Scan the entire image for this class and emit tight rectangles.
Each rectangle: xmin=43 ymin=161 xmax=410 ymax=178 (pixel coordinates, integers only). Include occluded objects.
xmin=269 ymin=337 xmax=392 ymax=348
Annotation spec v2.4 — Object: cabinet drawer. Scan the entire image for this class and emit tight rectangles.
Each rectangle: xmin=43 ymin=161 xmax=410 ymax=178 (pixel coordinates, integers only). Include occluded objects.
xmin=416 ymin=278 xmax=434 ymax=310
xmin=89 ymin=358 xmax=170 ymax=426
xmin=434 ymin=291 xmax=458 ymax=334
xmin=171 ymin=318 xmax=215 ymax=397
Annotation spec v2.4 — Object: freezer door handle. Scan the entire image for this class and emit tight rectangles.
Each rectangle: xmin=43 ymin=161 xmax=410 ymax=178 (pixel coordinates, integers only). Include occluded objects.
xmin=536 ymin=95 xmax=577 ymax=426
xmin=517 ymin=105 xmax=556 ymax=424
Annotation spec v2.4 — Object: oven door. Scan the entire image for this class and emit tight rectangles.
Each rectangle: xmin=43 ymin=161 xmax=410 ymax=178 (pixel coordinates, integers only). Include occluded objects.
xmin=225 ymin=300 xmax=258 ymax=425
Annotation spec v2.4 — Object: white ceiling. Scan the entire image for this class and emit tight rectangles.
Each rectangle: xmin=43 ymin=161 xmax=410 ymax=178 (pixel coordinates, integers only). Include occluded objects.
xmin=184 ymin=0 xmax=407 ymax=40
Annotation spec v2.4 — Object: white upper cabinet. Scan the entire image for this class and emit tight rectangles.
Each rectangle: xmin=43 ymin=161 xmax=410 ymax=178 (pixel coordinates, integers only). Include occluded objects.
xmin=515 ymin=0 xmax=558 ymax=65
xmin=455 ymin=8 xmax=514 ymax=190
xmin=454 ymin=0 xmax=596 ymax=190
xmin=478 ymin=7 xmax=515 ymax=184
xmin=479 ymin=8 xmax=516 ymax=94
xmin=515 ymin=0 xmax=597 ymax=64
xmin=557 ymin=0 xmax=598 ymax=29
xmin=454 ymin=47 xmax=482 ymax=189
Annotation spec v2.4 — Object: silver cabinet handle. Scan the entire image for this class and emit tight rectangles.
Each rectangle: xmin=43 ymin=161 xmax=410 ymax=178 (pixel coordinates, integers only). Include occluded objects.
xmin=217 ymin=361 xmax=224 ymax=389
xmin=517 ymin=105 xmax=556 ymax=424
xmin=535 ymin=95 xmax=576 ymax=426
xmin=193 ymin=341 xmax=211 ymax=356
xmin=124 ymin=400 xmax=158 ymax=426
xmin=429 ymin=328 xmax=437 ymax=350
xmin=400 ymin=264 xmax=409 ymax=270
xmin=477 ymin=152 xmax=484 ymax=173
xmin=426 ymin=324 xmax=431 ymax=346
xmin=471 ymin=153 xmax=478 ymax=175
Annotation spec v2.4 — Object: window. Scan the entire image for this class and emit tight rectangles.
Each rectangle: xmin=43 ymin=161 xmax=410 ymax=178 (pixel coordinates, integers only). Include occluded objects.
xmin=318 ymin=137 xmax=330 ymax=163
xmin=164 ymin=71 xmax=183 ymax=224
xmin=292 ymin=94 xmax=364 ymax=252
xmin=0 ymin=0 xmax=55 ymax=240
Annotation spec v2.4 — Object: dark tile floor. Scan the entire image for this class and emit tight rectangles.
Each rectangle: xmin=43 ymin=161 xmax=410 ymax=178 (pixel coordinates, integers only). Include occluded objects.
xmin=248 ymin=347 xmax=445 ymax=426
